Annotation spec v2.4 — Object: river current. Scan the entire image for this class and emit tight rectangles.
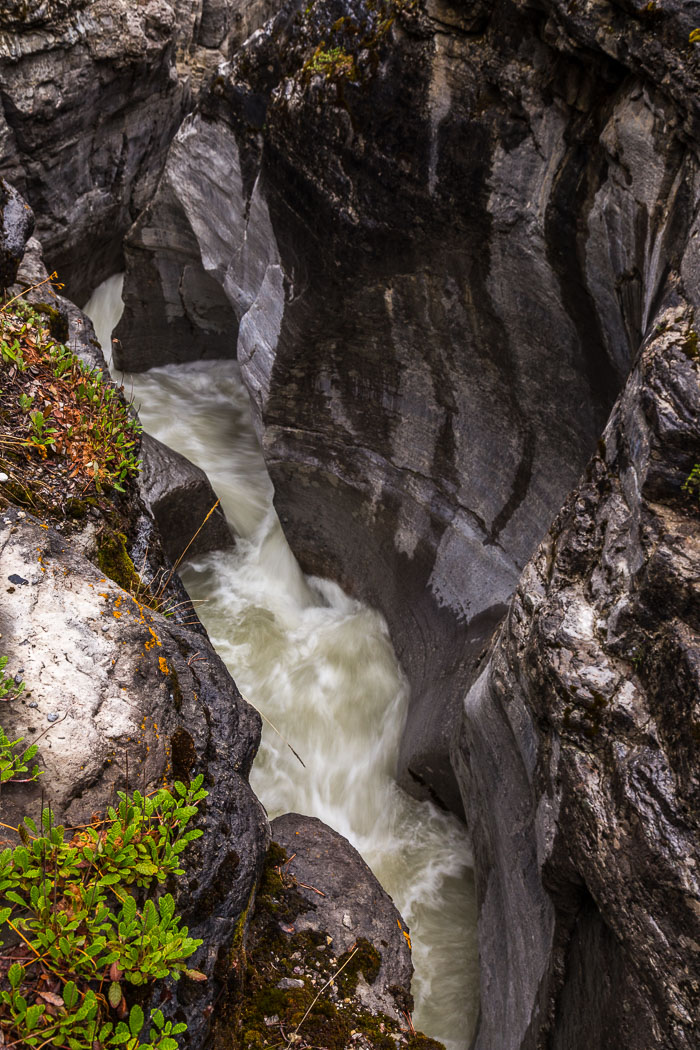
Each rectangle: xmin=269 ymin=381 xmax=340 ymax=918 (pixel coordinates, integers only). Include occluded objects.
xmin=84 ymin=277 xmax=479 ymax=1050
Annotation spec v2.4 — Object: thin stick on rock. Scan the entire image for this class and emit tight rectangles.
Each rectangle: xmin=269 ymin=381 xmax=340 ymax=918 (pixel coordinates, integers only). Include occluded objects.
xmin=286 ymin=947 xmax=359 ymax=1049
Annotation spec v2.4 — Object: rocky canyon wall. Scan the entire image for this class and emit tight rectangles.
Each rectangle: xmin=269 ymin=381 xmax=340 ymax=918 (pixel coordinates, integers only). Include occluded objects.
xmin=115 ymin=0 xmax=700 ymax=818
xmin=8 ymin=0 xmax=700 ymax=1046
xmin=0 ymin=0 xmax=278 ymax=301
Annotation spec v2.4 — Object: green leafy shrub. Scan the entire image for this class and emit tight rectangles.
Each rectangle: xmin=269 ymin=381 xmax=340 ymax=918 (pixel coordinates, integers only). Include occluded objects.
xmin=0 ymin=774 xmax=208 ymax=1050
xmin=0 ymin=656 xmax=40 ymax=789
xmin=683 ymin=464 xmax=700 ymax=499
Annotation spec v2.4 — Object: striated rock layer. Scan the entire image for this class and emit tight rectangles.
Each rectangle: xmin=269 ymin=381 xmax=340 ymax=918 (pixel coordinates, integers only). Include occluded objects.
xmin=116 ymin=0 xmax=700 ymax=817
xmin=0 ymin=1 xmax=280 ymax=301
xmin=110 ymin=0 xmax=700 ymax=1044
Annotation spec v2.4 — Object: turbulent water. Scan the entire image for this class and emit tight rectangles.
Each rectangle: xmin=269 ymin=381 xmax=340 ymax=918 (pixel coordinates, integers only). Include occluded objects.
xmin=85 ymin=276 xmax=479 ymax=1050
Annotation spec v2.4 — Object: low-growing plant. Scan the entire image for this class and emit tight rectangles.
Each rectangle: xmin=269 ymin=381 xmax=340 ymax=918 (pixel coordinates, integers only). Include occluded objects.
xmin=0 ymin=725 xmax=39 ymax=788
xmin=0 ymin=657 xmax=39 ymax=790
xmin=27 ymin=409 xmax=58 ymax=452
xmin=683 ymin=463 xmax=700 ymax=499
xmin=305 ymin=43 xmax=357 ymax=78
xmin=0 ymin=296 xmax=142 ymax=496
xmin=0 ymin=766 xmax=208 ymax=1050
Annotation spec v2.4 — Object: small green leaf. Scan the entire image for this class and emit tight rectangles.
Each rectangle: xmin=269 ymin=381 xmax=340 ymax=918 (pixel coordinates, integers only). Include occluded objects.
xmin=8 ymin=962 xmax=24 ymax=989
xmin=25 ymin=1004 xmax=42 ymax=1030
xmin=129 ymin=1003 xmax=145 ymax=1037
xmin=63 ymin=980 xmax=79 ymax=1009
xmin=108 ymin=981 xmax=122 ymax=1009
xmin=111 ymin=1023 xmax=131 ymax=1045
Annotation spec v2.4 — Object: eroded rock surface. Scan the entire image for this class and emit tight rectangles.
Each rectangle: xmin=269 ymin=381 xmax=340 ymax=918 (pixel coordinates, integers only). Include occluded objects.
xmin=0 ymin=1 xmax=282 ymax=300
xmin=454 ymin=297 xmax=700 ymax=1050
xmin=116 ymin=0 xmax=700 ymax=819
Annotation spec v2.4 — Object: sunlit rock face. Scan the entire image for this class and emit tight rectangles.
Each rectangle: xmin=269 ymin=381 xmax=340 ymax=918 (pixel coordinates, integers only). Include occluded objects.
xmin=115 ymin=0 xmax=700 ymax=817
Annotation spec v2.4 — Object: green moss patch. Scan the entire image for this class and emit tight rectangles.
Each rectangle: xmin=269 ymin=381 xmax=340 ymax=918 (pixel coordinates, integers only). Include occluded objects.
xmin=210 ymin=843 xmax=445 ymax=1050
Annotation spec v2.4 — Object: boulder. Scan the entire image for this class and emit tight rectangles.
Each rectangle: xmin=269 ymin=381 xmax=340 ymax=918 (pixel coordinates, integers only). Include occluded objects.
xmin=271 ymin=812 xmax=413 ymax=1021
xmin=0 ymin=507 xmax=268 ymax=1044
xmin=139 ymin=432 xmax=235 ymax=562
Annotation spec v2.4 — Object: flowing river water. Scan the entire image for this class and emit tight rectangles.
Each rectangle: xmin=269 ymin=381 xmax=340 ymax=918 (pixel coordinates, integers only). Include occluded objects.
xmin=84 ymin=277 xmax=479 ymax=1050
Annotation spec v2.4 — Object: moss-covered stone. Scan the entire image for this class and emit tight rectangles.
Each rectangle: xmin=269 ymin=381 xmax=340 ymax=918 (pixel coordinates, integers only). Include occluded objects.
xmin=32 ymin=302 xmax=69 ymax=343
xmin=210 ymin=842 xmax=445 ymax=1050
xmin=97 ymin=530 xmax=141 ymax=592
xmin=337 ymin=937 xmax=381 ymax=995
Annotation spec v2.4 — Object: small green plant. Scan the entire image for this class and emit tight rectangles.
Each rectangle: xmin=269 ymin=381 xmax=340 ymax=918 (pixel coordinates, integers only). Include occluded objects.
xmin=0 ymin=337 xmax=26 ymax=371
xmin=0 ymin=776 xmax=208 ymax=1050
xmin=0 ymin=656 xmax=39 ymax=788
xmin=0 ymin=296 xmax=142 ymax=496
xmin=27 ymin=409 xmax=58 ymax=451
xmin=305 ymin=43 xmax=357 ymax=78
xmin=690 ymin=27 xmax=700 ymax=43
xmin=0 ymin=655 xmax=24 ymax=701
xmin=0 ymin=725 xmax=39 ymax=787
xmin=683 ymin=464 xmax=700 ymax=499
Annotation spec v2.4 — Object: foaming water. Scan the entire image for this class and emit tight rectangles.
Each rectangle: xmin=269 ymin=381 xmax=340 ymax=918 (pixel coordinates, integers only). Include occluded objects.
xmin=85 ymin=281 xmax=479 ymax=1049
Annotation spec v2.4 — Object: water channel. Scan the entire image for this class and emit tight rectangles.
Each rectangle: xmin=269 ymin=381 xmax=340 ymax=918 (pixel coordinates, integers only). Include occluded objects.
xmin=84 ymin=277 xmax=479 ymax=1050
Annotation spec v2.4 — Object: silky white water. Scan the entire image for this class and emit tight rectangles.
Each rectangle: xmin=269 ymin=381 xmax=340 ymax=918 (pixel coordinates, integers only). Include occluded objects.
xmin=85 ymin=276 xmax=479 ymax=1049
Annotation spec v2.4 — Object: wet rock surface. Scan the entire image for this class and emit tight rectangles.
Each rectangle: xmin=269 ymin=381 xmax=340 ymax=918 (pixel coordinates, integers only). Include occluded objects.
xmin=0 ymin=177 xmax=34 ymax=289
xmin=454 ymin=296 xmax=700 ymax=1050
xmin=139 ymin=432 xmax=235 ymax=563
xmin=0 ymin=1 xmax=282 ymax=301
xmin=271 ymin=813 xmax=413 ymax=1021
xmin=116 ymin=0 xmax=700 ymax=819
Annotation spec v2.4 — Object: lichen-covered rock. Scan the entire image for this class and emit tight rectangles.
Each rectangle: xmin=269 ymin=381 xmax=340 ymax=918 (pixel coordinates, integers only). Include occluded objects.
xmin=271 ymin=813 xmax=413 ymax=1021
xmin=0 ymin=507 xmax=268 ymax=1043
xmin=139 ymin=432 xmax=235 ymax=562
xmin=453 ymin=294 xmax=700 ymax=1050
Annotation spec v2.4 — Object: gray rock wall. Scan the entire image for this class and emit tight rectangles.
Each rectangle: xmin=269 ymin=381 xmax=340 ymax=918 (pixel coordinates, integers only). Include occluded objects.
xmin=454 ymin=295 xmax=700 ymax=1049
xmin=115 ymin=0 xmax=700 ymax=815
xmin=0 ymin=1 xmax=282 ymax=302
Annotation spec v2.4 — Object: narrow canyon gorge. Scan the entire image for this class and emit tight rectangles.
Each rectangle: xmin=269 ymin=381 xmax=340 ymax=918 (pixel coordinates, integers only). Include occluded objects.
xmin=0 ymin=1 xmax=698 ymax=1049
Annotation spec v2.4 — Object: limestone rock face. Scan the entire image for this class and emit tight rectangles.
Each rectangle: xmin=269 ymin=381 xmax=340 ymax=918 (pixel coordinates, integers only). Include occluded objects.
xmin=139 ymin=432 xmax=236 ymax=562
xmin=115 ymin=0 xmax=700 ymax=817
xmin=0 ymin=507 xmax=268 ymax=1044
xmin=0 ymin=177 xmax=34 ymax=289
xmin=271 ymin=813 xmax=413 ymax=1022
xmin=454 ymin=296 xmax=700 ymax=1050
xmin=0 ymin=1 xmax=283 ymax=302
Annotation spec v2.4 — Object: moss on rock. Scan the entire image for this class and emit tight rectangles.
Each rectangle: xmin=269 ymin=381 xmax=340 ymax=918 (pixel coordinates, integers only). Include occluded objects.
xmin=97 ymin=530 xmax=141 ymax=592
xmin=210 ymin=842 xmax=445 ymax=1050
